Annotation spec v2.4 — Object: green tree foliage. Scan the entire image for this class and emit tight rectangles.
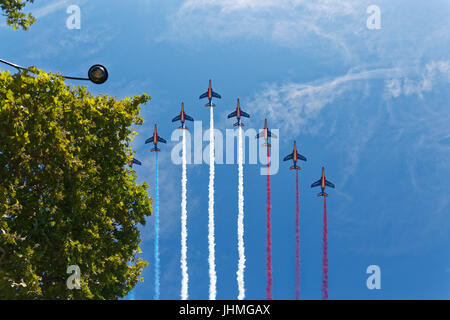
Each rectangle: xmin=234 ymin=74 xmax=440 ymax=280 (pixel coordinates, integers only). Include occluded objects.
xmin=0 ymin=0 xmax=35 ymax=30
xmin=0 ymin=68 xmax=152 ymax=299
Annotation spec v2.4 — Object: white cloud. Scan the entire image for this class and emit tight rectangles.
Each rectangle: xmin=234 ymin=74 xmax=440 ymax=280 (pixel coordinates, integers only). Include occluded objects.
xmin=163 ymin=0 xmax=364 ymax=55
xmin=245 ymin=60 xmax=450 ymax=138
xmin=33 ymin=0 xmax=73 ymax=18
xmin=162 ymin=0 xmax=450 ymax=68
xmin=0 ymin=0 xmax=73 ymax=27
xmin=179 ymin=0 xmax=359 ymax=17
xmin=246 ymin=67 xmax=403 ymax=137
xmin=384 ymin=60 xmax=450 ymax=99
xmin=181 ymin=0 xmax=292 ymax=11
xmin=385 ymin=78 xmax=402 ymax=98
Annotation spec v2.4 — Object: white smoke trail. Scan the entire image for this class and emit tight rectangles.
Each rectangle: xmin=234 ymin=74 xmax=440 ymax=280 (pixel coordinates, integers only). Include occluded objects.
xmin=237 ymin=126 xmax=246 ymax=300
xmin=208 ymin=106 xmax=217 ymax=300
xmin=154 ymin=152 xmax=160 ymax=300
xmin=181 ymin=129 xmax=189 ymax=300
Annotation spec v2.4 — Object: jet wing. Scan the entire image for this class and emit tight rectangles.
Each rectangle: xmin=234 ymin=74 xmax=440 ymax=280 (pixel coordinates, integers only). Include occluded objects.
xmin=241 ymin=111 xmax=250 ymax=118
xmin=325 ymin=180 xmax=335 ymax=188
xmin=296 ymin=152 xmax=307 ymax=161
xmin=145 ymin=136 xmax=154 ymax=144
xmin=157 ymin=136 xmax=167 ymax=144
xmin=132 ymin=158 xmax=142 ymax=166
xmin=212 ymin=91 xmax=221 ymax=99
xmin=199 ymin=92 xmax=208 ymax=99
xmin=228 ymin=111 xmax=237 ymax=118
xmin=185 ymin=114 xmax=194 ymax=121
xmin=256 ymin=131 xmax=263 ymax=139
xmin=268 ymin=130 xmax=277 ymax=139
xmin=283 ymin=153 xmax=293 ymax=161
xmin=311 ymin=179 xmax=321 ymax=188
xmin=172 ymin=115 xmax=181 ymax=122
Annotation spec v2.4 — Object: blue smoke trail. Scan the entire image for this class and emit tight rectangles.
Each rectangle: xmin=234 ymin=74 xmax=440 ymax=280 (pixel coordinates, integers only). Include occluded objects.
xmin=154 ymin=151 xmax=160 ymax=300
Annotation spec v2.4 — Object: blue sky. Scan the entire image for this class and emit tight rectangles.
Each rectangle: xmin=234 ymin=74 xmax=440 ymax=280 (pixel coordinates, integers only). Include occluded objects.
xmin=1 ymin=0 xmax=449 ymax=300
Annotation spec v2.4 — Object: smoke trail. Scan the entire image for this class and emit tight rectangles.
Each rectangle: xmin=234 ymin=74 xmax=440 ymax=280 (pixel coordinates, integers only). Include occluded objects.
xmin=208 ymin=106 xmax=217 ymax=300
xmin=322 ymin=197 xmax=328 ymax=300
xmin=237 ymin=126 xmax=246 ymax=300
xmin=295 ymin=170 xmax=300 ymax=300
xmin=266 ymin=145 xmax=273 ymax=300
xmin=154 ymin=152 xmax=160 ymax=300
xmin=129 ymin=291 xmax=135 ymax=300
xmin=180 ymin=129 xmax=189 ymax=300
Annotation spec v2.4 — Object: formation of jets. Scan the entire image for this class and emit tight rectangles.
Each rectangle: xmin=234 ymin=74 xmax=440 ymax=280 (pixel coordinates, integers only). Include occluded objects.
xmin=131 ymin=79 xmax=335 ymax=196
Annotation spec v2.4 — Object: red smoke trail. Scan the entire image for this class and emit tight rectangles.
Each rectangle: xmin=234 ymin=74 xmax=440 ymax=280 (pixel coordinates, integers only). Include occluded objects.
xmin=266 ymin=145 xmax=273 ymax=300
xmin=322 ymin=197 xmax=328 ymax=300
xmin=295 ymin=170 xmax=300 ymax=300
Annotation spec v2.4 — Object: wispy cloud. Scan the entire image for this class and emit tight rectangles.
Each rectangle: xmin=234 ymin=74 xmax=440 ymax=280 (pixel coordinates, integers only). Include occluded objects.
xmin=20 ymin=0 xmax=115 ymax=62
xmin=162 ymin=0 xmax=364 ymax=55
xmin=162 ymin=0 xmax=450 ymax=67
xmin=384 ymin=60 xmax=450 ymax=99
xmin=246 ymin=67 xmax=403 ymax=137
xmin=246 ymin=60 xmax=450 ymax=137
xmin=0 ymin=0 xmax=73 ymax=27
xmin=32 ymin=0 xmax=72 ymax=19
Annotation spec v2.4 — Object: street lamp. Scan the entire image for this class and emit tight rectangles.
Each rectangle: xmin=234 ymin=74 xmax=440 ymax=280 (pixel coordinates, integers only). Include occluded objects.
xmin=0 ymin=58 xmax=108 ymax=84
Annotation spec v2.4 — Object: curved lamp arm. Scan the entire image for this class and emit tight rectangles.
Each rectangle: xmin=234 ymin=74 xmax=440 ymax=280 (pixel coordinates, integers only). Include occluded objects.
xmin=0 ymin=58 xmax=108 ymax=84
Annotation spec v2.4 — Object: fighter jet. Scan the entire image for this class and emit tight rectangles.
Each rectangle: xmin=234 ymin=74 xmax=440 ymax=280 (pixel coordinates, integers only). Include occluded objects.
xmin=145 ymin=124 xmax=167 ymax=152
xmin=283 ymin=141 xmax=307 ymax=170
xmin=311 ymin=167 xmax=335 ymax=197
xmin=227 ymin=98 xmax=250 ymax=127
xmin=172 ymin=102 xmax=194 ymax=129
xmin=199 ymin=79 xmax=221 ymax=107
xmin=128 ymin=157 xmax=142 ymax=168
xmin=256 ymin=119 xmax=277 ymax=147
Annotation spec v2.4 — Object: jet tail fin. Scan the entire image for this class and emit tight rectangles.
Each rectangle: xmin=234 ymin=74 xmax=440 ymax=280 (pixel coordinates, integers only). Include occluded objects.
xmin=151 ymin=148 xmax=160 ymax=152
xmin=290 ymin=165 xmax=300 ymax=170
xmin=205 ymin=103 xmax=216 ymax=107
xmin=178 ymin=126 xmax=188 ymax=130
xmin=234 ymin=122 xmax=244 ymax=127
xmin=262 ymin=143 xmax=271 ymax=148
xmin=317 ymin=192 xmax=328 ymax=197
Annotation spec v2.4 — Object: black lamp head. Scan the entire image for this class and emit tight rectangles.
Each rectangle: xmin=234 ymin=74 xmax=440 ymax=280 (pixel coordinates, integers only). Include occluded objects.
xmin=88 ymin=64 xmax=108 ymax=84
